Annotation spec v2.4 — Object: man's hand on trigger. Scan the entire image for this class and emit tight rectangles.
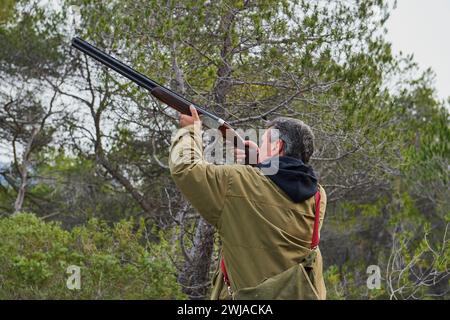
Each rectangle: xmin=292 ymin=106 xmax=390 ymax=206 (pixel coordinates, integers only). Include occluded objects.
xmin=180 ymin=105 xmax=202 ymax=128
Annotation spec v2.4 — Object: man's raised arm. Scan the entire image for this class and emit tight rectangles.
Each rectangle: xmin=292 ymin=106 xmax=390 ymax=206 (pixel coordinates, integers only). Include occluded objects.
xmin=168 ymin=106 xmax=232 ymax=227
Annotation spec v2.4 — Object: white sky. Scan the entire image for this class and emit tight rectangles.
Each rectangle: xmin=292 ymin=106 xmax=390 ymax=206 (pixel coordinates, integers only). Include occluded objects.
xmin=385 ymin=0 xmax=450 ymax=102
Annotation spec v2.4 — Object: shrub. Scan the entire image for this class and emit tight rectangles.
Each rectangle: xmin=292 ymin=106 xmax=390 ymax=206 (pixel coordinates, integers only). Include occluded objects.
xmin=0 ymin=213 xmax=186 ymax=299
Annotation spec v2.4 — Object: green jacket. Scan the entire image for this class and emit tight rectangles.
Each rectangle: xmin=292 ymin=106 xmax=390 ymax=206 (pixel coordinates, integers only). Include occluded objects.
xmin=169 ymin=125 xmax=327 ymax=300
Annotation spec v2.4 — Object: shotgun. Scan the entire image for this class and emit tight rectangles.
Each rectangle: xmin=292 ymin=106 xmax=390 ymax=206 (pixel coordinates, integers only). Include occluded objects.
xmin=71 ymin=37 xmax=255 ymax=164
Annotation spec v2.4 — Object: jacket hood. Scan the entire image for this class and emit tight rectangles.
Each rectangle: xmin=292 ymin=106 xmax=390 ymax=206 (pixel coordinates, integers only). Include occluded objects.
xmin=256 ymin=156 xmax=318 ymax=203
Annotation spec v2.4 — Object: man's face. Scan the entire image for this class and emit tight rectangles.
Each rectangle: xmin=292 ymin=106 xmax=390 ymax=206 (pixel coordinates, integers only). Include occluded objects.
xmin=258 ymin=128 xmax=284 ymax=162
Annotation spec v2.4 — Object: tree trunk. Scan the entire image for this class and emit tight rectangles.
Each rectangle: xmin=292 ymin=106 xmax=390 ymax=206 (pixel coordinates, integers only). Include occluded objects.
xmin=14 ymin=127 xmax=39 ymax=214
xmin=178 ymin=217 xmax=215 ymax=299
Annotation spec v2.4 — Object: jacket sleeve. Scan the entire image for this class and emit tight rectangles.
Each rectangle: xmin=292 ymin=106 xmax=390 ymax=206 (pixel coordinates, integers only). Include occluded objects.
xmin=169 ymin=124 xmax=231 ymax=227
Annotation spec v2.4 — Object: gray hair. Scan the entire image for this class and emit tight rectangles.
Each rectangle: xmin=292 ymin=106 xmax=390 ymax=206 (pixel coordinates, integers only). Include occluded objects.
xmin=267 ymin=117 xmax=315 ymax=163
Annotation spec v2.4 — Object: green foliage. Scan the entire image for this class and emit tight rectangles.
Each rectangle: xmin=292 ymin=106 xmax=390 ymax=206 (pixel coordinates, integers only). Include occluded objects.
xmin=0 ymin=213 xmax=186 ymax=299
xmin=0 ymin=0 xmax=66 ymax=78
xmin=0 ymin=0 xmax=16 ymax=23
xmin=324 ymin=263 xmax=388 ymax=300
xmin=26 ymin=149 xmax=142 ymax=222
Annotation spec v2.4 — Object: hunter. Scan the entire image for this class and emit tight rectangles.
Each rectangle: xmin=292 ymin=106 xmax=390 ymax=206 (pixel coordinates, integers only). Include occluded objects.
xmin=169 ymin=106 xmax=326 ymax=300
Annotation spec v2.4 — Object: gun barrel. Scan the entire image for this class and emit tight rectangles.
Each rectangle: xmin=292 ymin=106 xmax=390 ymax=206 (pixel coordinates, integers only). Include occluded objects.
xmin=70 ymin=37 xmax=249 ymax=156
xmin=70 ymin=37 xmax=219 ymax=120
xmin=71 ymin=37 xmax=159 ymax=91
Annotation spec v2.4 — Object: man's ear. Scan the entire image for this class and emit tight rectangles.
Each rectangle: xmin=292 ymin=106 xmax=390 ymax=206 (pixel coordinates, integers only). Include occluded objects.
xmin=271 ymin=139 xmax=284 ymax=155
xmin=277 ymin=140 xmax=284 ymax=156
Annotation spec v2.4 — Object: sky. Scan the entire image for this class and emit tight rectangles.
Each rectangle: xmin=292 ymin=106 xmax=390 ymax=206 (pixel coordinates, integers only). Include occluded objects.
xmin=385 ymin=0 xmax=450 ymax=102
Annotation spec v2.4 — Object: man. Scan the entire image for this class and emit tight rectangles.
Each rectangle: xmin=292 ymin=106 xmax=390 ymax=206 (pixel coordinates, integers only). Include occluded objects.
xmin=169 ymin=106 xmax=326 ymax=300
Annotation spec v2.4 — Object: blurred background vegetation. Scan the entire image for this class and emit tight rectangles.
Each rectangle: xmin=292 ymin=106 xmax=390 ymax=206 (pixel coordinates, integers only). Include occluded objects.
xmin=0 ymin=0 xmax=448 ymax=299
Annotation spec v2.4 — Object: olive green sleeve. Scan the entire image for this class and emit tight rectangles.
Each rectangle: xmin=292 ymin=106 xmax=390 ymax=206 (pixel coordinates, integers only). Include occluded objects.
xmin=169 ymin=125 xmax=231 ymax=227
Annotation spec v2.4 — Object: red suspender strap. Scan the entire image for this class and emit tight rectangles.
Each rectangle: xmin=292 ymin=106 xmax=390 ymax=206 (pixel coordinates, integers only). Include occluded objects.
xmin=220 ymin=256 xmax=231 ymax=287
xmin=310 ymin=190 xmax=321 ymax=249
